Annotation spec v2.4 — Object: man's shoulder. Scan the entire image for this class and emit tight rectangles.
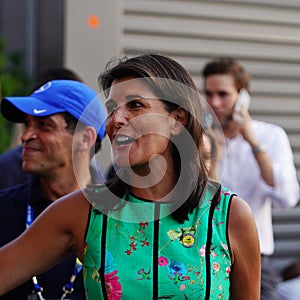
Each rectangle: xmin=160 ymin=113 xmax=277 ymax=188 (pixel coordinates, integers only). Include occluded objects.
xmin=0 ymin=182 xmax=31 ymax=222
xmin=252 ymin=119 xmax=286 ymax=135
xmin=0 ymin=145 xmax=23 ymax=163
xmin=252 ymin=119 xmax=282 ymax=129
xmin=0 ymin=180 xmax=31 ymax=200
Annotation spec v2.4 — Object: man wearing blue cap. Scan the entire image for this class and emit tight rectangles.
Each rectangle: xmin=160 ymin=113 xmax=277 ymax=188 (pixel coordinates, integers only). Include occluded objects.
xmin=0 ymin=80 xmax=106 ymax=299
xmin=0 ymin=67 xmax=86 ymax=189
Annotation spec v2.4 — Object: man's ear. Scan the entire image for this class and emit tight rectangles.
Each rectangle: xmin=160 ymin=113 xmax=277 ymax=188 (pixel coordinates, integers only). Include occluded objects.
xmin=77 ymin=126 xmax=97 ymax=151
xmin=170 ymin=107 xmax=187 ymax=136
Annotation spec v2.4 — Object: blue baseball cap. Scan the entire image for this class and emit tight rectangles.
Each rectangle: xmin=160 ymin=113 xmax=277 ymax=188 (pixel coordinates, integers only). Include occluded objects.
xmin=1 ymin=79 xmax=107 ymax=140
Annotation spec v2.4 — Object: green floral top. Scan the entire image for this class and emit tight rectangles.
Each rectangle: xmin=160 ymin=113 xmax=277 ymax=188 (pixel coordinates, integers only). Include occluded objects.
xmin=83 ymin=182 xmax=233 ymax=299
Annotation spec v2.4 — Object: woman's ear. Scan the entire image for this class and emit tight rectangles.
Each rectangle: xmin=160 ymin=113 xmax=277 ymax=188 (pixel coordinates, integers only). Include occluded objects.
xmin=170 ymin=107 xmax=187 ymax=136
xmin=77 ymin=126 xmax=97 ymax=152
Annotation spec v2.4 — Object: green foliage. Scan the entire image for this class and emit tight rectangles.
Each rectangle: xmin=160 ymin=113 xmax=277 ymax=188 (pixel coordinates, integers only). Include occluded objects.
xmin=0 ymin=37 xmax=32 ymax=154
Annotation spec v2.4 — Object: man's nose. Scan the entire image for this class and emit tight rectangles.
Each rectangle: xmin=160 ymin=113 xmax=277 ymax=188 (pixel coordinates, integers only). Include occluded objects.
xmin=21 ymin=126 xmax=38 ymax=143
xmin=208 ymin=95 xmax=223 ymax=108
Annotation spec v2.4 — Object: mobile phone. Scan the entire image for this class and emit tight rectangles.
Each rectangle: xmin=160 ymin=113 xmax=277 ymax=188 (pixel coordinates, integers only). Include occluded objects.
xmin=234 ymin=89 xmax=251 ymax=112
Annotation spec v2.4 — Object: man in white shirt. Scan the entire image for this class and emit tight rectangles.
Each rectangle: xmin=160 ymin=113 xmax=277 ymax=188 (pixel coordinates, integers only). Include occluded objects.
xmin=202 ymin=57 xmax=299 ymax=300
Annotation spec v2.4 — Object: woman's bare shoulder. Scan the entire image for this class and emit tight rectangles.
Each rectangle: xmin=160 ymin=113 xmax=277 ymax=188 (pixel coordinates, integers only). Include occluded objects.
xmin=229 ymin=195 xmax=254 ymax=225
xmin=46 ymin=188 xmax=91 ymax=221
xmin=228 ymin=196 xmax=261 ymax=298
xmin=228 ymin=195 xmax=260 ymax=262
xmin=42 ymin=189 xmax=92 ymax=257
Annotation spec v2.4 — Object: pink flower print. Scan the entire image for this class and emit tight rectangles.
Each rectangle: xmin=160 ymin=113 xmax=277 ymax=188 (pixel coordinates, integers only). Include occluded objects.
xmin=180 ymin=284 xmax=186 ymax=291
xmin=105 ymin=270 xmax=122 ymax=300
xmin=218 ymin=284 xmax=222 ymax=291
xmin=226 ymin=267 xmax=231 ymax=276
xmin=222 ymin=190 xmax=231 ymax=196
xmin=200 ymin=245 xmax=206 ymax=257
xmin=211 ymin=251 xmax=217 ymax=258
xmin=158 ymin=256 xmax=168 ymax=266
xmin=213 ymin=262 xmax=220 ymax=272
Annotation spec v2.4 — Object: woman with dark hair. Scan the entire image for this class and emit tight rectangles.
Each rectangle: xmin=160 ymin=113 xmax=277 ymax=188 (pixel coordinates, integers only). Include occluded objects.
xmin=0 ymin=54 xmax=260 ymax=299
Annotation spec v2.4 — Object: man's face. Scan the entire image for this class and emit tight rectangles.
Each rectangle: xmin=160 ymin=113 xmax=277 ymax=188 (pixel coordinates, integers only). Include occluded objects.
xmin=21 ymin=114 xmax=74 ymax=176
xmin=204 ymin=74 xmax=239 ymax=127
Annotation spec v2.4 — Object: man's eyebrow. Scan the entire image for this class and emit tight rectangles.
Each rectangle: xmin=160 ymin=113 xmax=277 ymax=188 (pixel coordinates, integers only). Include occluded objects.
xmin=25 ymin=115 xmax=49 ymax=121
xmin=35 ymin=115 xmax=56 ymax=121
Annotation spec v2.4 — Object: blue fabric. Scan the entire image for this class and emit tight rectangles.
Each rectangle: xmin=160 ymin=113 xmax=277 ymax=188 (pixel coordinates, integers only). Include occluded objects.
xmin=1 ymin=80 xmax=106 ymax=140
xmin=0 ymin=145 xmax=31 ymax=189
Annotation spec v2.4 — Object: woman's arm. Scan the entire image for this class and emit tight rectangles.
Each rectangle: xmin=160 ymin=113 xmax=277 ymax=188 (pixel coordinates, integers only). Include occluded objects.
xmin=229 ymin=195 xmax=261 ymax=299
xmin=0 ymin=189 xmax=90 ymax=295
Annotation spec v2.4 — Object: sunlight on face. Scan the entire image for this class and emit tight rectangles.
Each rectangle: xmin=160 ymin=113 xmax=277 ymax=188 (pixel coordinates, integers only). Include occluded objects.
xmin=105 ymin=78 xmax=175 ymax=172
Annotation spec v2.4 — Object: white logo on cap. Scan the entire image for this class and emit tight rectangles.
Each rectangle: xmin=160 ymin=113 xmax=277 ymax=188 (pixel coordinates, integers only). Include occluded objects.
xmin=33 ymin=109 xmax=47 ymax=114
xmin=34 ymin=81 xmax=52 ymax=94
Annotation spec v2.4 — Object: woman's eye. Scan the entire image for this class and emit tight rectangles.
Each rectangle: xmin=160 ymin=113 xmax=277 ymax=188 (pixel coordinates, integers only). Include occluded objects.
xmin=127 ymin=100 xmax=142 ymax=109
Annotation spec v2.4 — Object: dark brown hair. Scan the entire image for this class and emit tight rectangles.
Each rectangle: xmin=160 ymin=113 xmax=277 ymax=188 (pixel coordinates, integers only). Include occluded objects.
xmin=202 ymin=57 xmax=250 ymax=92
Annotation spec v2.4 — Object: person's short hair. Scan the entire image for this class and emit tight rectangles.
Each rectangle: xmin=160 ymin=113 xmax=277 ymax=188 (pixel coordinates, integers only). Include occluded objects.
xmin=29 ymin=67 xmax=84 ymax=94
xmin=202 ymin=57 xmax=250 ymax=92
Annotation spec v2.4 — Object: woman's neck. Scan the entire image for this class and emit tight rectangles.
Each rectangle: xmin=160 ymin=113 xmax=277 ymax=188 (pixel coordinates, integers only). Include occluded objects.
xmin=128 ymin=164 xmax=177 ymax=201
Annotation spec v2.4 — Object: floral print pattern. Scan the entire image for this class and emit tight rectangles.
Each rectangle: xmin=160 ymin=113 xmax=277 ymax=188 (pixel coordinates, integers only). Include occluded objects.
xmin=83 ymin=185 xmax=232 ymax=299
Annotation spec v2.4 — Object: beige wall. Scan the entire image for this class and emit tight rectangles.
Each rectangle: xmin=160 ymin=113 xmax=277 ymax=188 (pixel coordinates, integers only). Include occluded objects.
xmin=64 ymin=0 xmax=123 ymax=172
xmin=64 ymin=0 xmax=122 ymax=91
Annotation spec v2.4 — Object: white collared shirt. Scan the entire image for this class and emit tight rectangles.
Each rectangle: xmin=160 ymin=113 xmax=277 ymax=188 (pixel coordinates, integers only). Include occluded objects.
xmin=217 ymin=120 xmax=299 ymax=255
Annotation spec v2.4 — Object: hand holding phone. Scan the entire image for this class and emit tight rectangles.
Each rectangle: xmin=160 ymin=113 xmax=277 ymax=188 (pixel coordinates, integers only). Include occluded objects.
xmin=232 ymin=89 xmax=251 ymax=124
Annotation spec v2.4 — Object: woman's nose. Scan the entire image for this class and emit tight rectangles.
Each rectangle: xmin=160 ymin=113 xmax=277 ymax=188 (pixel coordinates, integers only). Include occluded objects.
xmin=110 ymin=105 xmax=129 ymax=128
